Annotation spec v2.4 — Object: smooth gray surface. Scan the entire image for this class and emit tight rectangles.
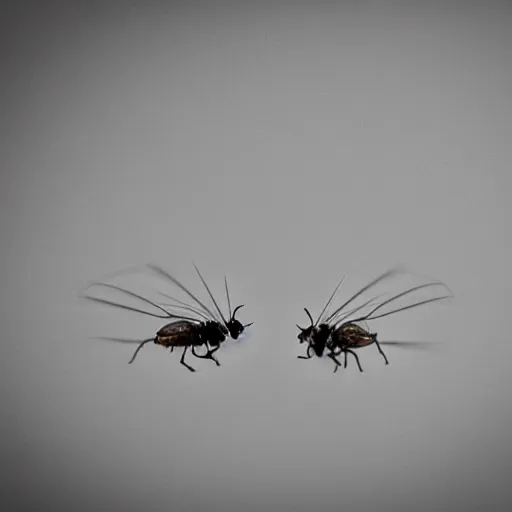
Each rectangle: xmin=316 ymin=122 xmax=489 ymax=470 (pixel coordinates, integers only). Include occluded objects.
xmin=2 ymin=1 xmax=511 ymax=510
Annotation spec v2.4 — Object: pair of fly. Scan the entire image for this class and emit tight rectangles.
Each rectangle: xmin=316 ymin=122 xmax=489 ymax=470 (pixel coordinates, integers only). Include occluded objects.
xmin=83 ymin=264 xmax=452 ymax=373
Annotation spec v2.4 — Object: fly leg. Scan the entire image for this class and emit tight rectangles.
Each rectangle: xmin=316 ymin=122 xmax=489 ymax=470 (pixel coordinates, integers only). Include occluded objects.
xmin=207 ymin=344 xmax=221 ymax=356
xmin=207 ymin=346 xmax=221 ymax=366
xmin=298 ymin=344 xmax=313 ymax=359
xmin=343 ymin=348 xmax=363 ymax=372
xmin=327 ymin=350 xmax=343 ymax=373
xmin=332 ymin=346 xmax=348 ymax=368
xmin=205 ymin=343 xmax=221 ymax=366
xmin=192 ymin=344 xmax=221 ymax=367
xmin=180 ymin=346 xmax=196 ymax=372
xmin=128 ymin=338 xmax=154 ymax=364
xmin=372 ymin=335 xmax=389 ymax=365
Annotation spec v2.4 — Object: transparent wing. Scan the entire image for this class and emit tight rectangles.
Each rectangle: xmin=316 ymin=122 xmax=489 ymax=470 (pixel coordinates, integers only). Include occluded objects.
xmin=333 ymin=278 xmax=453 ymax=327
xmin=81 ymin=282 xmax=202 ymax=323
xmin=156 ymin=291 xmax=212 ymax=322
xmin=315 ymin=275 xmax=346 ymax=326
xmin=378 ymin=340 xmax=446 ymax=350
xmin=312 ymin=267 xmax=453 ymax=329
xmin=323 ymin=266 xmax=405 ymax=325
xmin=192 ymin=263 xmax=228 ymax=327
xmin=147 ymin=264 xmax=225 ymax=325
xmin=80 ymin=263 xmax=223 ymax=323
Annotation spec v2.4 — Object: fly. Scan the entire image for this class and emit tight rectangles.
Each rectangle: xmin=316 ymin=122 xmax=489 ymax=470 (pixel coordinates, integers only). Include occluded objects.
xmin=297 ymin=267 xmax=453 ymax=373
xmin=82 ymin=263 xmax=253 ymax=372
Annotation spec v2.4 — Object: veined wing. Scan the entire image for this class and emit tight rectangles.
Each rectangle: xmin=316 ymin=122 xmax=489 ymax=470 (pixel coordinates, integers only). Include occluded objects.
xmin=335 ymin=280 xmax=453 ymax=327
xmin=147 ymin=264 xmax=225 ymax=325
xmin=322 ymin=266 xmax=405 ymax=325
xmin=81 ymin=282 xmax=201 ymax=322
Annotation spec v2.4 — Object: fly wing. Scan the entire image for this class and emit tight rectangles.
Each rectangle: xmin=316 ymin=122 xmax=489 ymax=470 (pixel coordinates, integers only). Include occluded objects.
xmin=315 ymin=276 xmax=346 ymax=327
xmin=147 ymin=264 xmax=222 ymax=324
xmin=81 ymin=282 xmax=201 ymax=322
xmin=157 ymin=292 xmax=212 ymax=321
xmin=323 ymin=266 xmax=406 ymax=325
xmin=322 ymin=268 xmax=453 ymax=328
xmin=192 ymin=264 xmax=228 ymax=326
xmin=80 ymin=263 xmax=219 ymax=323
xmin=94 ymin=336 xmax=154 ymax=344
xmin=336 ymin=278 xmax=453 ymax=327
xmin=324 ymin=267 xmax=404 ymax=323
xmin=378 ymin=340 xmax=445 ymax=350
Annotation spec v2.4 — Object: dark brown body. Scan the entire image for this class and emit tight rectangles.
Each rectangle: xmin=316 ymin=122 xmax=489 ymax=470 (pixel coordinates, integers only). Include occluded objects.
xmin=155 ymin=320 xmax=202 ymax=348
xmin=298 ymin=321 xmax=386 ymax=372
xmin=330 ymin=323 xmax=376 ymax=350
xmin=83 ymin=263 xmax=252 ymax=372
xmin=297 ymin=267 xmax=452 ymax=372
xmin=327 ymin=322 xmax=387 ymax=372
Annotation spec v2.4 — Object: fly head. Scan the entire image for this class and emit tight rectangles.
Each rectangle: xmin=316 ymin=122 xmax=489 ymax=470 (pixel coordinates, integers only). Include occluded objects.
xmin=296 ymin=307 xmax=315 ymax=344
xmin=297 ymin=325 xmax=314 ymax=344
xmin=227 ymin=304 xmax=253 ymax=340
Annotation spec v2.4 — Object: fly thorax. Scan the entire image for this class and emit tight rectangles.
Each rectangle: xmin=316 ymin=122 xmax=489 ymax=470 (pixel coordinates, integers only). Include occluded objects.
xmin=201 ymin=321 xmax=228 ymax=346
xmin=312 ymin=324 xmax=331 ymax=357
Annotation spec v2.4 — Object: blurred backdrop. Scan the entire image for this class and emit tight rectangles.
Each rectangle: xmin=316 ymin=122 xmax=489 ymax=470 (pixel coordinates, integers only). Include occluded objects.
xmin=2 ymin=1 xmax=511 ymax=510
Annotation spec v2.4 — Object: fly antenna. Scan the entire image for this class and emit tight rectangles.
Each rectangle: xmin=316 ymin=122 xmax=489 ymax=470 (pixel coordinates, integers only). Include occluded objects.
xmin=304 ymin=308 xmax=314 ymax=327
xmin=232 ymin=304 xmax=245 ymax=319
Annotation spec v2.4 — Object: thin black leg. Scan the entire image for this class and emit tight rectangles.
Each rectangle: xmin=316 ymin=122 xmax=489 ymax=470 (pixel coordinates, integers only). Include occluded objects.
xmin=206 ymin=344 xmax=221 ymax=365
xmin=373 ymin=337 xmax=389 ymax=365
xmin=332 ymin=346 xmax=348 ymax=368
xmin=207 ymin=351 xmax=220 ymax=366
xmin=344 ymin=348 xmax=363 ymax=372
xmin=207 ymin=344 xmax=221 ymax=356
xmin=327 ymin=351 xmax=342 ymax=373
xmin=180 ymin=346 xmax=196 ymax=372
xmin=192 ymin=345 xmax=220 ymax=366
xmin=298 ymin=344 xmax=313 ymax=359
xmin=191 ymin=345 xmax=207 ymax=358
xmin=128 ymin=338 xmax=154 ymax=364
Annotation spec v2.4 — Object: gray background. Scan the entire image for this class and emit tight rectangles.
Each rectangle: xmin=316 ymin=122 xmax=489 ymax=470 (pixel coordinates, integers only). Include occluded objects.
xmin=2 ymin=1 xmax=511 ymax=510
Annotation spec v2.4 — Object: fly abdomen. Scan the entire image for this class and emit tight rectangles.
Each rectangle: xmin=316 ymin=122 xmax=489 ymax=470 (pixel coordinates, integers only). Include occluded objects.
xmin=332 ymin=323 xmax=375 ymax=349
xmin=155 ymin=320 xmax=202 ymax=348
